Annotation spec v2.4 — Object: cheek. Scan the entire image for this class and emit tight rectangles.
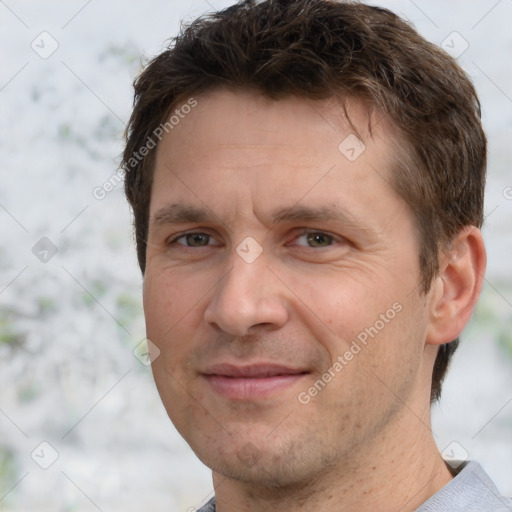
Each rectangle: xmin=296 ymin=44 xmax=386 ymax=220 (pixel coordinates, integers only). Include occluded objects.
xmin=286 ymin=270 xmax=387 ymax=345
xmin=143 ymin=267 xmax=207 ymax=356
xmin=343 ymin=297 xmax=426 ymax=402
xmin=288 ymin=268 xmax=421 ymax=379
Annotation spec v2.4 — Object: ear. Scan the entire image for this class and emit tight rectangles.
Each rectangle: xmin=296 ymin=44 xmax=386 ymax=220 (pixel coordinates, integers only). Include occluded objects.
xmin=425 ymin=226 xmax=487 ymax=346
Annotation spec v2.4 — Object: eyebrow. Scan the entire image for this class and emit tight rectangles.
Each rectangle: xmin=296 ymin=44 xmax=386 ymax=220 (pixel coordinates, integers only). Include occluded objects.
xmin=271 ymin=205 xmax=365 ymax=227
xmin=272 ymin=205 xmax=378 ymax=239
xmin=152 ymin=204 xmax=215 ymax=227
xmin=152 ymin=203 xmax=376 ymax=237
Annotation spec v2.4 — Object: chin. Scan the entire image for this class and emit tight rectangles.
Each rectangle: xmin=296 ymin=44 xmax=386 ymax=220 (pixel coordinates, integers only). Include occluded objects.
xmin=192 ymin=432 xmax=333 ymax=490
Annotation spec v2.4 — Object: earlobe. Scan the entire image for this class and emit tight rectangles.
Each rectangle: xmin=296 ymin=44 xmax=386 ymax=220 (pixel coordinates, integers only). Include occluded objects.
xmin=425 ymin=226 xmax=487 ymax=346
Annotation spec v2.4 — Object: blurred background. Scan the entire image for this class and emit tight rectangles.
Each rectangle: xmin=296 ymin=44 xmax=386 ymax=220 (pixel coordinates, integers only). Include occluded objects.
xmin=0 ymin=0 xmax=511 ymax=510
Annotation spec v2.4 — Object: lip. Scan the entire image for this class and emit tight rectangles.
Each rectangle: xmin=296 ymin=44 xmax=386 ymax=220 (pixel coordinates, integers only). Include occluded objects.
xmin=201 ymin=363 xmax=309 ymax=400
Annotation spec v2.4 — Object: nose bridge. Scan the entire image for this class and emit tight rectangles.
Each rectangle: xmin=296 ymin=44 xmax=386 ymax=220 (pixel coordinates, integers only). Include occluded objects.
xmin=204 ymin=249 xmax=287 ymax=336
xmin=225 ymin=255 xmax=263 ymax=305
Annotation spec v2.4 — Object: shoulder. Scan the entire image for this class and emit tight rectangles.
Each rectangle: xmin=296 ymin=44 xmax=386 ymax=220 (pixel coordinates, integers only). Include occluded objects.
xmin=196 ymin=497 xmax=216 ymax=512
xmin=416 ymin=461 xmax=512 ymax=512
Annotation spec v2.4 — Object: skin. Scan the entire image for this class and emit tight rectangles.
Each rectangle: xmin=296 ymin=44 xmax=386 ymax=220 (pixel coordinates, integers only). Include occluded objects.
xmin=143 ymin=89 xmax=486 ymax=511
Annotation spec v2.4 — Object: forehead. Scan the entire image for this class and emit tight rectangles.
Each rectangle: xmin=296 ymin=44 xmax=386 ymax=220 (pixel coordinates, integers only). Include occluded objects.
xmin=159 ymin=88 xmax=394 ymax=157
xmin=150 ymin=89 xmax=406 ymax=226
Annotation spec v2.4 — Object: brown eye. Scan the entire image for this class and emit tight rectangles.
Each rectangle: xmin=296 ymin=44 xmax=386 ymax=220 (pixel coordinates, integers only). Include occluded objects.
xmin=174 ymin=233 xmax=212 ymax=247
xmin=299 ymin=232 xmax=334 ymax=248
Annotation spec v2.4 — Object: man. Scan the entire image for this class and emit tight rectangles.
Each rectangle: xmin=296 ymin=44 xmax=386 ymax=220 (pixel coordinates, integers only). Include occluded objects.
xmin=122 ymin=1 xmax=512 ymax=510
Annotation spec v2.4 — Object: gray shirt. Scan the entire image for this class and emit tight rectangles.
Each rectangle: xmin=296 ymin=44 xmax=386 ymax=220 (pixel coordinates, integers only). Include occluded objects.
xmin=416 ymin=461 xmax=512 ymax=511
xmin=196 ymin=461 xmax=512 ymax=511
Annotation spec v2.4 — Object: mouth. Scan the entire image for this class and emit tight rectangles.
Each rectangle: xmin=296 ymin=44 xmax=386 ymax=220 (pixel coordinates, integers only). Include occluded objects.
xmin=201 ymin=363 xmax=309 ymax=400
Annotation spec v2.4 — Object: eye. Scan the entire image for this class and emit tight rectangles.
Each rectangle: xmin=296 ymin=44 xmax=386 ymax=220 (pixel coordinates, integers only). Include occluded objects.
xmin=294 ymin=231 xmax=336 ymax=248
xmin=171 ymin=232 xmax=215 ymax=247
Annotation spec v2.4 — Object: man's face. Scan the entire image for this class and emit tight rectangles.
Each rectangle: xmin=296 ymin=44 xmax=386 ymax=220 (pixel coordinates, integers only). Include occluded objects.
xmin=144 ymin=89 xmax=435 ymax=486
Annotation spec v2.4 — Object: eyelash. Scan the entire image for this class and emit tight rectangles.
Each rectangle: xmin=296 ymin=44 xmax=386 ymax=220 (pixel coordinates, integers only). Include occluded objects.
xmin=168 ymin=230 xmax=340 ymax=249
xmin=290 ymin=230 xmax=337 ymax=248
xmin=170 ymin=232 xmax=218 ymax=247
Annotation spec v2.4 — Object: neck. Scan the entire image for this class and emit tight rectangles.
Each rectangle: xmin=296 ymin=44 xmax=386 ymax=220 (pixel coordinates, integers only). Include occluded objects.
xmin=212 ymin=409 xmax=452 ymax=512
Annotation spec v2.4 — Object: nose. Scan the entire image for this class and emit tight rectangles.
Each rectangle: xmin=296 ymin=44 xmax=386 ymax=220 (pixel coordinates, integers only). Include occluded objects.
xmin=203 ymin=252 xmax=289 ymax=337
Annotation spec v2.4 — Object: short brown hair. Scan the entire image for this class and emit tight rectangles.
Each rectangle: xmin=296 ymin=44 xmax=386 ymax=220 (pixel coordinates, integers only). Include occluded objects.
xmin=123 ymin=0 xmax=486 ymax=401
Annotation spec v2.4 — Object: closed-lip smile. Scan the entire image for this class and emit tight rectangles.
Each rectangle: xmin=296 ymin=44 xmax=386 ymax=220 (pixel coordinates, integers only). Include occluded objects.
xmin=201 ymin=363 xmax=309 ymax=400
